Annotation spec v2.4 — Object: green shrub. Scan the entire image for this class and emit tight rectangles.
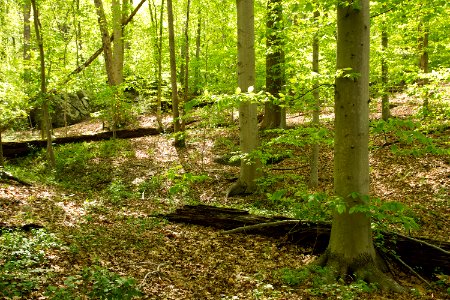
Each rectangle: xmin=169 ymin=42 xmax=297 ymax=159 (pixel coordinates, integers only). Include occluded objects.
xmin=0 ymin=229 xmax=60 ymax=298
xmin=46 ymin=265 xmax=142 ymax=300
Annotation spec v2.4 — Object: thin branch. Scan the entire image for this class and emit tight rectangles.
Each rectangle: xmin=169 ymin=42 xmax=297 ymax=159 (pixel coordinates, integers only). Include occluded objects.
xmin=370 ymin=7 xmax=395 ymax=18
xmin=296 ymin=83 xmax=334 ymax=99
xmin=62 ymin=0 xmax=147 ymax=85
xmin=270 ymin=164 xmax=309 ymax=171
xmin=392 ymin=232 xmax=450 ymax=255
xmin=222 ymin=220 xmax=302 ymax=234
xmin=392 ymin=254 xmax=431 ymax=287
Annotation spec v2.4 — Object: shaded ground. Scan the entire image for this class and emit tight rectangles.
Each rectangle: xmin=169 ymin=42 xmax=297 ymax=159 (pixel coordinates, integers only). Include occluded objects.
xmin=0 ymin=93 xmax=449 ymax=299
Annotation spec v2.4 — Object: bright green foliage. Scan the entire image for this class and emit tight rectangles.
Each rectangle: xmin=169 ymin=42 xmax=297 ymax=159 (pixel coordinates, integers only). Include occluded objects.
xmin=371 ymin=118 xmax=449 ymax=156
xmin=165 ymin=165 xmax=209 ymax=197
xmin=276 ymin=266 xmax=378 ymax=299
xmin=0 ymin=229 xmax=60 ymax=299
xmin=46 ymin=265 xmax=142 ymax=300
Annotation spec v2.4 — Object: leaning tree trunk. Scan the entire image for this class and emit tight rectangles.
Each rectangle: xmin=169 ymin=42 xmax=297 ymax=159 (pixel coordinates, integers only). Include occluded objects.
xmin=227 ymin=0 xmax=260 ymax=196
xmin=167 ymin=0 xmax=184 ymax=147
xmin=317 ymin=0 xmax=402 ymax=292
xmin=261 ymin=0 xmax=285 ymax=130
xmin=31 ymin=0 xmax=55 ymax=169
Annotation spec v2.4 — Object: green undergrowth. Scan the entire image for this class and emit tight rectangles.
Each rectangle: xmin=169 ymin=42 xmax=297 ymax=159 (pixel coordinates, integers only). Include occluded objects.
xmin=45 ymin=265 xmax=142 ymax=300
xmin=275 ymin=265 xmax=380 ymax=300
xmin=0 ymin=229 xmax=60 ymax=299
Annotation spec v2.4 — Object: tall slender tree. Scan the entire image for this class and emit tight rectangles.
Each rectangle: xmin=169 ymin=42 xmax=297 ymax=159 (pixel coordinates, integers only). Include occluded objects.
xmin=316 ymin=0 xmax=402 ymax=291
xmin=261 ymin=0 xmax=285 ymax=129
xmin=167 ymin=0 xmax=184 ymax=147
xmin=309 ymin=10 xmax=320 ymax=188
xmin=31 ymin=0 xmax=55 ymax=169
xmin=227 ymin=0 xmax=260 ymax=196
xmin=381 ymin=28 xmax=390 ymax=121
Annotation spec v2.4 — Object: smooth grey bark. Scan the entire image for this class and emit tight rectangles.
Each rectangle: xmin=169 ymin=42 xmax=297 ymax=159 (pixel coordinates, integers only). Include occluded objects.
xmin=261 ymin=0 xmax=285 ymax=130
xmin=31 ymin=0 xmax=55 ymax=169
xmin=317 ymin=0 xmax=402 ymax=291
xmin=227 ymin=0 xmax=260 ymax=196
xmin=167 ymin=0 xmax=184 ymax=147
xmin=309 ymin=10 xmax=320 ymax=188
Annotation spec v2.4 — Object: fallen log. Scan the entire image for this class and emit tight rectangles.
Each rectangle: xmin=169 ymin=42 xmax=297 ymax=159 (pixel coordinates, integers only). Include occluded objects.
xmin=3 ymin=127 xmax=160 ymax=158
xmin=0 ymin=170 xmax=32 ymax=186
xmin=161 ymin=204 xmax=450 ymax=277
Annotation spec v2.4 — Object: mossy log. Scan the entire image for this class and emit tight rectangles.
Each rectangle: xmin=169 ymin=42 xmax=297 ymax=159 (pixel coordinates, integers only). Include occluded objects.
xmin=161 ymin=204 xmax=450 ymax=277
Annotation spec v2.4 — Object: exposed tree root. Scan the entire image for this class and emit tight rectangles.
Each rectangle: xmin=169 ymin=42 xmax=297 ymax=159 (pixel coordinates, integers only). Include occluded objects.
xmin=315 ymin=249 xmax=405 ymax=293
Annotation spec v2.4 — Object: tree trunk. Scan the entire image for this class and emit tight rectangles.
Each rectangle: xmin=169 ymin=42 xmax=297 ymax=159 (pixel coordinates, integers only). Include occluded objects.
xmin=381 ymin=29 xmax=390 ymax=121
xmin=309 ymin=10 xmax=320 ymax=188
xmin=418 ymin=22 xmax=429 ymax=115
xmin=167 ymin=0 xmax=184 ymax=147
xmin=31 ymin=0 xmax=55 ymax=169
xmin=149 ymin=0 xmax=165 ymax=131
xmin=23 ymin=0 xmax=31 ymax=82
xmin=93 ymin=0 xmax=117 ymax=86
xmin=261 ymin=0 xmax=285 ymax=130
xmin=0 ymin=130 xmax=4 ymax=167
xmin=64 ymin=0 xmax=146 ymax=84
xmin=157 ymin=0 xmax=165 ymax=130
xmin=194 ymin=8 xmax=201 ymax=95
xmin=318 ymin=0 xmax=402 ymax=291
xmin=227 ymin=0 xmax=260 ymax=196
xmin=181 ymin=0 xmax=191 ymax=132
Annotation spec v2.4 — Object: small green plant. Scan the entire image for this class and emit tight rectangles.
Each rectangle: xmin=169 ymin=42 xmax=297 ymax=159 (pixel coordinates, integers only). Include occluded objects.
xmin=0 ymin=229 xmax=60 ymax=299
xmin=276 ymin=267 xmax=311 ymax=286
xmin=165 ymin=165 xmax=209 ymax=197
xmin=46 ymin=265 xmax=142 ymax=300
xmin=107 ymin=178 xmax=135 ymax=203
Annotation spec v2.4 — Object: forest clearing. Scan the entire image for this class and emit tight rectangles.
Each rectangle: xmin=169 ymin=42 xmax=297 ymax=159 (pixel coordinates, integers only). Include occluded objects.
xmin=1 ymin=0 xmax=449 ymax=299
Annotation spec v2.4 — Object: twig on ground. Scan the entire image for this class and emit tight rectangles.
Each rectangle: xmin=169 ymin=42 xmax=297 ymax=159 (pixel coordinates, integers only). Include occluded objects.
xmin=222 ymin=220 xmax=302 ymax=234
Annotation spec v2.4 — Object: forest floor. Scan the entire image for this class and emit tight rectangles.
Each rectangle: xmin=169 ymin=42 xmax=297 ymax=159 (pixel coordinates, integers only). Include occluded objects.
xmin=1 ymin=93 xmax=449 ymax=299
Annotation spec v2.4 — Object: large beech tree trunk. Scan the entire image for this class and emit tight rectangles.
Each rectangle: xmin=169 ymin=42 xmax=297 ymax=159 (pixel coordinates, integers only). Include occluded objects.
xmin=227 ymin=0 xmax=260 ymax=196
xmin=261 ymin=0 xmax=285 ymax=130
xmin=317 ymin=0 xmax=402 ymax=291
xmin=31 ymin=0 xmax=55 ymax=169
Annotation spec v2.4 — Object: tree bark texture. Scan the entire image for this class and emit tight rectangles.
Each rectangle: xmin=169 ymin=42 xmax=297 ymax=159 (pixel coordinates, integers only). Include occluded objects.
xmin=381 ymin=29 xmax=390 ymax=121
xmin=228 ymin=0 xmax=260 ymax=196
xmin=261 ymin=0 xmax=285 ymax=129
xmin=167 ymin=0 xmax=184 ymax=147
xmin=94 ymin=0 xmax=118 ymax=86
xmin=181 ymin=0 xmax=191 ymax=132
xmin=23 ymin=0 xmax=31 ymax=83
xmin=31 ymin=0 xmax=55 ymax=169
xmin=309 ymin=10 xmax=320 ymax=188
xmin=320 ymin=0 xmax=402 ymax=291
